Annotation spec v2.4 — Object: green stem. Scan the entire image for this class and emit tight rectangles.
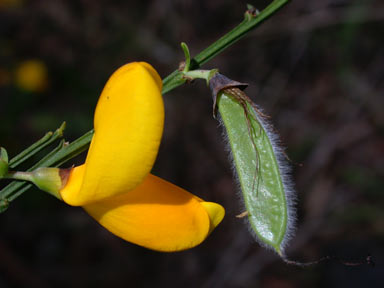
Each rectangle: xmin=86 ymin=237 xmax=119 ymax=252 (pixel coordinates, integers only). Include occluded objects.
xmin=0 ymin=0 xmax=290 ymax=205
xmin=4 ymin=171 xmax=33 ymax=182
xmin=194 ymin=0 xmax=289 ymax=65
xmin=162 ymin=0 xmax=290 ymax=94
xmin=183 ymin=69 xmax=218 ymax=84
xmin=0 ymin=131 xmax=92 ymax=199
xmin=9 ymin=122 xmax=66 ymax=168
xmin=7 ymin=184 xmax=32 ymax=202
xmin=9 ymin=132 xmax=51 ymax=165
xmin=39 ymin=129 xmax=93 ymax=168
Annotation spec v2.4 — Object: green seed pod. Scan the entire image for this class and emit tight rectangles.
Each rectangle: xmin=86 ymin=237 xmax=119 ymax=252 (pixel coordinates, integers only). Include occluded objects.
xmin=212 ymin=76 xmax=296 ymax=255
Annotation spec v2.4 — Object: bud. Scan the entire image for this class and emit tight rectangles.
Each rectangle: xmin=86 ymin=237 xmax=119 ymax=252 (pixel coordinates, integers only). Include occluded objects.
xmin=29 ymin=167 xmax=71 ymax=199
xmin=0 ymin=147 xmax=9 ymax=178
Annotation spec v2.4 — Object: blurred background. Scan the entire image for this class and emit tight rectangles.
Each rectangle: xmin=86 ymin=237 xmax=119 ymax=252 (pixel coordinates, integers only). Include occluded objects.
xmin=1 ymin=0 xmax=383 ymax=287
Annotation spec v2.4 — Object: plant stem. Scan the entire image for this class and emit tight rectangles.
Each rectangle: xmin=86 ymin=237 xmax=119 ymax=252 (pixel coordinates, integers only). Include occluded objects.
xmin=39 ymin=129 xmax=93 ymax=168
xmin=162 ymin=0 xmax=290 ymax=94
xmin=194 ymin=0 xmax=290 ymax=65
xmin=183 ymin=69 xmax=217 ymax=84
xmin=0 ymin=131 xmax=93 ymax=200
xmin=4 ymin=171 xmax=33 ymax=182
xmin=0 ymin=0 xmax=290 ymax=205
xmin=9 ymin=122 xmax=65 ymax=168
xmin=9 ymin=132 xmax=52 ymax=166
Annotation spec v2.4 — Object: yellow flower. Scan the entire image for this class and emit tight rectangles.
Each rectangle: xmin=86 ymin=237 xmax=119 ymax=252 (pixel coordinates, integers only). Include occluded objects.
xmin=15 ymin=60 xmax=48 ymax=93
xmin=59 ymin=62 xmax=225 ymax=252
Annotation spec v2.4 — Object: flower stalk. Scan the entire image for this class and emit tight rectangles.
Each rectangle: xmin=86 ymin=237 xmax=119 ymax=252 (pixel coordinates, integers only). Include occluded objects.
xmin=2 ymin=168 xmax=68 ymax=199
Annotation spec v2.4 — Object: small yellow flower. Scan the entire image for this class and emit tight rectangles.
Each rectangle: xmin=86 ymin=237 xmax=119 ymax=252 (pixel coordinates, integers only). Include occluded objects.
xmin=15 ymin=59 xmax=48 ymax=93
xmin=59 ymin=62 xmax=224 ymax=252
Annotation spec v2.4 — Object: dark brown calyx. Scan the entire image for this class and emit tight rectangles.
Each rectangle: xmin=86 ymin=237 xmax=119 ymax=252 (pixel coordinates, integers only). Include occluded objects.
xmin=209 ymin=73 xmax=248 ymax=118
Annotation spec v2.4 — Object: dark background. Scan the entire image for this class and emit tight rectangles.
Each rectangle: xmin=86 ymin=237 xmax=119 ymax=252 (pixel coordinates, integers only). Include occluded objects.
xmin=1 ymin=0 xmax=383 ymax=287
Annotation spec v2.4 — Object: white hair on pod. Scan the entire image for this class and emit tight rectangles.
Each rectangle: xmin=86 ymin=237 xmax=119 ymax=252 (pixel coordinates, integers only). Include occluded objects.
xmin=217 ymin=100 xmax=297 ymax=255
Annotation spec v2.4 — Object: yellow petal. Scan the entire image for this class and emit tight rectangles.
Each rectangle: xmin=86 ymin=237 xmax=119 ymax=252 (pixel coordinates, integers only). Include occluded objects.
xmin=83 ymin=174 xmax=225 ymax=252
xmin=59 ymin=164 xmax=85 ymax=200
xmin=200 ymin=202 xmax=225 ymax=234
xmin=61 ymin=62 xmax=164 ymax=206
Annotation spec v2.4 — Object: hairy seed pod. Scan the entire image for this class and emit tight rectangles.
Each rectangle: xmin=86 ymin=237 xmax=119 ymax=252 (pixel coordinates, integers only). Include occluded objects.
xmin=210 ymin=73 xmax=296 ymax=255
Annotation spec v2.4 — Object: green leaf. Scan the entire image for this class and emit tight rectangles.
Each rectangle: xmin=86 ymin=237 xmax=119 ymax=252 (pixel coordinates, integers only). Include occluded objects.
xmin=217 ymin=91 xmax=295 ymax=255
xmin=0 ymin=147 xmax=8 ymax=177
